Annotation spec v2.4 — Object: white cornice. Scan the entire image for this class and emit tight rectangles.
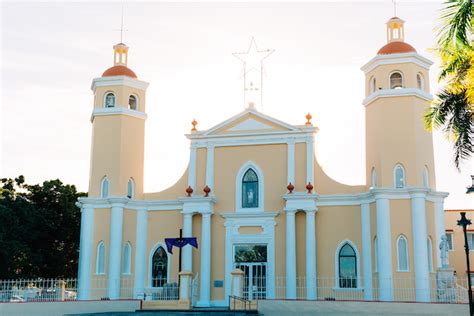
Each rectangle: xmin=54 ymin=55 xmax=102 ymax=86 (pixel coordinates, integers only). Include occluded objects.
xmin=91 ymin=106 xmax=148 ymax=122
xmin=362 ymin=88 xmax=433 ymax=106
xmin=361 ymin=52 xmax=433 ymax=74
xmin=91 ymin=76 xmax=150 ymax=92
xmin=220 ymin=211 xmax=279 ymax=219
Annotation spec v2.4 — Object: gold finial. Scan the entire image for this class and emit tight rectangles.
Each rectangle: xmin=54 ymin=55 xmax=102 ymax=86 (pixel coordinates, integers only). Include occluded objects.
xmin=305 ymin=113 xmax=312 ymax=126
xmin=191 ymin=119 xmax=198 ymax=132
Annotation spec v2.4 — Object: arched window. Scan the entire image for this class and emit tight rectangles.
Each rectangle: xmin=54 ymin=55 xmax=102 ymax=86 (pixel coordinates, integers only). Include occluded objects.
xmin=105 ymin=92 xmax=116 ymax=108
xmin=101 ymin=177 xmax=109 ymax=198
xmin=394 ymin=164 xmax=405 ymax=188
xmin=390 ymin=72 xmax=403 ymax=89
xmin=96 ymin=241 xmax=106 ymax=275
xmin=242 ymin=168 xmax=258 ymax=208
xmin=129 ymin=95 xmax=138 ymax=110
xmin=370 ymin=77 xmax=377 ymax=93
xmin=152 ymin=246 xmax=168 ymax=287
xmin=397 ymin=235 xmax=409 ymax=272
xmin=371 ymin=167 xmax=377 ymax=187
xmin=123 ymin=242 xmax=132 ymax=275
xmin=338 ymin=243 xmax=357 ymax=288
xmin=416 ymin=73 xmax=424 ymax=90
xmin=423 ymin=166 xmax=429 ymax=188
xmin=427 ymin=237 xmax=433 ymax=272
xmin=127 ymin=178 xmax=134 ymax=199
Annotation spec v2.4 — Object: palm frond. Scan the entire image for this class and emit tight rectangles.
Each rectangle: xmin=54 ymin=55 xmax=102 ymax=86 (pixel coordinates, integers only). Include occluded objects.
xmin=437 ymin=0 xmax=473 ymax=49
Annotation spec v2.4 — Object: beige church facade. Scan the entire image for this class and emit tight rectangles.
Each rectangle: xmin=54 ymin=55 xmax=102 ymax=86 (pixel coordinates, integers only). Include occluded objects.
xmin=76 ymin=17 xmax=449 ymax=306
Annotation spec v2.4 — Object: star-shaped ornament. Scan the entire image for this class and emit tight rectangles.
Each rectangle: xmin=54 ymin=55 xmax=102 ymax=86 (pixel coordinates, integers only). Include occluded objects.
xmin=233 ymin=37 xmax=274 ymax=76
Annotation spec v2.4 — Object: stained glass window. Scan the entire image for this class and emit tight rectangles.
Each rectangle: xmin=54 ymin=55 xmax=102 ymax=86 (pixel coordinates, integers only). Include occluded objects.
xmin=152 ymin=246 xmax=168 ymax=287
xmin=242 ymin=169 xmax=258 ymax=208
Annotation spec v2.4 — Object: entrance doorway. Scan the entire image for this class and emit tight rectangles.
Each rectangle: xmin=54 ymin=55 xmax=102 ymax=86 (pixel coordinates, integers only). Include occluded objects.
xmin=233 ymin=244 xmax=267 ymax=300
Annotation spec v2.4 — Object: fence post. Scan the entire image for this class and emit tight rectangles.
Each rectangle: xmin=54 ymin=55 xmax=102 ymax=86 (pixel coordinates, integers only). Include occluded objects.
xmin=178 ymin=271 xmax=193 ymax=309
xmin=231 ymin=268 xmax=244 ymax=298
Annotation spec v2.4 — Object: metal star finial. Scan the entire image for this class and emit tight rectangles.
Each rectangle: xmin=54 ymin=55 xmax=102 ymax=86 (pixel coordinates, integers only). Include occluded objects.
xmin=233 ymin=37 xmax=274 ymax=76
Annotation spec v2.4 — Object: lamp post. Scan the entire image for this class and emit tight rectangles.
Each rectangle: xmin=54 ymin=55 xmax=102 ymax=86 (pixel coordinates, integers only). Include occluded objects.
xmin=458 ymin=212 xmax=473 ymax=315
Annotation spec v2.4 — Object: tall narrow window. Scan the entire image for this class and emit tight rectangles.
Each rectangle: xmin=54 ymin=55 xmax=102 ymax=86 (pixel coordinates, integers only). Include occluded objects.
xmin=427 ymin=237 xmax=433 ymax=272
xmin=397 ymin=235 xmax=409 ymax=271
xmin=101 ymin=177 xmax=109 ymax=198
xmin=423 ymin=166 xmax=429 ymax=188
xmin=446 ymin=232 xmax=454 ymax=250
xmin=416 ymin=73 xmax=424 ymax=90
xmin=123 ymin=242 xmax=132 ymax=274
xmin=394 ymin=164 xmax=405 ymax=188
xmin=370 ymin=77 xmax=377 ymax=93
xmin=242 ymin=168 xmax=258 ymax=208
xmin=390 ymin=72 xmax=403 ymax=89
xmin=371 ymin=167 xmax=377 ymax=187
xmin=152 ymin=246 xmax=168 ymax=287
xmin=96 ymin=241 xmax=106 ymax=274
xmin=105 ymin=92 xmax=116 ymax=108
xmin=338 ymin=243 xmax=357 ymax=288
xmin=129 ymin=95 xmax=137 ymax=110
xmin=127 ymin=178 xmax=134 ymax=199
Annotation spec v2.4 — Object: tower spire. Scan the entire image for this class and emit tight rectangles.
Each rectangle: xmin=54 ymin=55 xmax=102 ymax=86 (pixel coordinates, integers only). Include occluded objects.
xmin=118 ymin=2 xmax=128 ymax=44
xmin=392 ymin=0 xmax=397 ymax=17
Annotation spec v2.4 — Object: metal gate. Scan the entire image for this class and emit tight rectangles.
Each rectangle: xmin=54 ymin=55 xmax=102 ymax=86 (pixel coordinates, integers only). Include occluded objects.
xmin=234 ymin=262 xmax=267 ymax=300
xmin=191 ymin=273 xmax=198 ymax=307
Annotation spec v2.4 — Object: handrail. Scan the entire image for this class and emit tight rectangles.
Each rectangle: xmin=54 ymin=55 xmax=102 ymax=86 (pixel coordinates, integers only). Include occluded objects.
xmin=228 ymin=294 xmax=256 ymax=313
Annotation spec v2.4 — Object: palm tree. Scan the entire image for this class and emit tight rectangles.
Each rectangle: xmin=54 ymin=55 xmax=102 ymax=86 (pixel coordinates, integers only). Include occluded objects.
xmin=425 ymin=0 xmax=473 ymax=169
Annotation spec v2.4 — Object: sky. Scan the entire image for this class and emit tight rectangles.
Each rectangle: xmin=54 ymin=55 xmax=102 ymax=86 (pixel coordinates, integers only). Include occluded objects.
xmin=1 ymin=1 xmax=473 ymax=209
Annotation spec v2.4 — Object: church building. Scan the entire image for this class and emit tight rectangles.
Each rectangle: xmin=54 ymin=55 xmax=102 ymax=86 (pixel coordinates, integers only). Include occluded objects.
xmin=76 ymin=17 xmax=449 ymax=306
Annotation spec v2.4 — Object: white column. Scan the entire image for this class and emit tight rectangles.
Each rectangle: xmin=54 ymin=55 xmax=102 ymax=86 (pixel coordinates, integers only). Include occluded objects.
xmin=305 ymin=210 xmax=317 ymax=299
xmin=182 ymin=213 xmax=193 ymax=272
xmin=411 ymin=192 xmax=430 ymax=302
xmin=375 ymin=196 xmax=393 ymax=301
xmin=188 ymin=145 xmax=197 ymax=190
xmin=206 ymin=145 xmax=215 ymax=190
xmin=361 ymin=203 xmax=373 ymax=300
xmin=134 ymin=208 xmax=148 ymax=298
xmin=77 ymin=205 xmax=94 ymax=300
xmin=285 ymin=209 xmax=297 ymax=299
xmin=287 ymin=141 xmax=295 ymax=185
xmin=306 ymin=138 xmax=314 ymax=185
xmin=108 ymin=203 xmax=124 ymax=299
xmin=200 ymin=212 xmax=212 ymax=306
xmin=435 ymin=199 xmax=445 ymax=268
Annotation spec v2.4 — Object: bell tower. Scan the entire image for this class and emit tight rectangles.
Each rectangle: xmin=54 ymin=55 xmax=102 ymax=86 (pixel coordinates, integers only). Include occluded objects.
xmin=89 ymin=43 xmax=149 ymax=199
xmin=361 ymin=17 xmax=436 ymax=189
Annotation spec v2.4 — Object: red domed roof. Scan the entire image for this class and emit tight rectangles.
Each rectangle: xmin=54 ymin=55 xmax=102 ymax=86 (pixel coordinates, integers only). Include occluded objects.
xmin=102 ymin=65 xmax=137 ymax=79
xmin=377 ymin=41 xmax=416 ymax=55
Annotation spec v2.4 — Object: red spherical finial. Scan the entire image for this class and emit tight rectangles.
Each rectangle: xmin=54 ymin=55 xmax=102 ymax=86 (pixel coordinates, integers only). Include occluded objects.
xmin=305 ymin=113 xmax=312 ymax=126
xmin=185 ymin=185 xmax=193 ymax=197
xmin=203 ymin=185 xmax=211 ymax=197
xmin=191 ymin=119 xmax=198 ymax=132
xmin=306 ymin=182 xmax=314 ymax=193
xmin=287 ymin=182 xmax=295 ymax=194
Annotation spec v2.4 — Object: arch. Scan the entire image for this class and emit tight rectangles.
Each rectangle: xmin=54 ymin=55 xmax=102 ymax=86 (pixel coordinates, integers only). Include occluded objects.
xmin=123 ymin=241 xmax=132 ymax=275
xmin=101 ymin=177 xmax=109 ymax=198
xmin=396 ymin=235 xmax=409 ymax=272
xmin=427 ymin=237 xmax=433 ymax=272
xmin=394 ymin=164 xmax=406 ymax=189
xmin=335 ymin=240 xmax=360 ymax=289
xmin=422 ymin=166 xmax=429 ymax=188
xmin=128 ymin=94 xmax=138 ymax=111
xmin=416 ymin=73 xmax=424 ymax=90
xmin=235 ymin=161 xmax=264 ymax=211
xmin=389 ymin=71 xmax=404 ymax=89
xmin=127 ymin=178 xmax=135 ymax=199
xmin=371 ymin=167 xmax=377 ymax=187
xmin=104 ymin=92 xmax=116 ymax=108
xmin=148 ymin=243 xmax=170 ymax=288
xmin=96 ymin=241 xmax=106 ymax=275
xmin=369 ymin=76 xmax=377 ymax=94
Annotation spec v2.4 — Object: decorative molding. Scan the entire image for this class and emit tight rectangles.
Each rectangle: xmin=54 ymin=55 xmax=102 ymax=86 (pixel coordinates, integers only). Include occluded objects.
xmin=91 ymin=76 xmax=149 ymax=92
xmin=283 ymin=192 xmax=318 ymax=211
xmin=360 ymin=52 xmax=433 ymax=74
xmin=179 ymin=196 xmax=216 ymax=214
xmin=363 ymin=88 xmax=433 ymax=106
xmin=91 ymin=106 xmax=147 ymax=122
xmin=227 ymin=118 xmax=274 ymax=131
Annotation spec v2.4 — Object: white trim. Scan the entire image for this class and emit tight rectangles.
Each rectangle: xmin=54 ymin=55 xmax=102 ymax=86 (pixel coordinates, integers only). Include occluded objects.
xmin=188 ymin=146 xmax=197 ymax=191
xmin=287 ymin=140 xmax=295 ymax=185
xmin=427 ymin=237 xmax=433 ymax=272
xmin=361 ymin=203 xmax=373 ymax=300
xmin=78 ymin=206 xmax=94 ymax=300
xmin=205 ymin=145 xmax=215 ymax=190
xmin=396 ymin=234 xmax=410 ymax=272
xmin=361 ymin=52 xmax=433 ymax=74
xmin=334 ymin=239 xmax=362 ymax=289
xmin=236 ymin=161 xmax=264 ymax=212
xmin=286 ymin=210 xmax=297 ymax=299
xmin=363 ymin=87 xmax=433 ymax=106
xmin=91 ymin=76 xmax=150 ymax=92
xmin=122 ymin=241 xmax=132 ymax=275
xmin=91 ymin=106 xmax=147 ymax=122
xmin=95 ymin=240 xmax=106 ymax=275
xmin=306 ymin=137 xmax=314 ymax=185
xmin=148 ymin=242 xmax=171 ymax=289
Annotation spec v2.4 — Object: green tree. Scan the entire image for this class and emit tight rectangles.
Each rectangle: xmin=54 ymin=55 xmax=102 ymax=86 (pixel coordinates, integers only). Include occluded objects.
xmin=0 ymin=176 xmax=86 ymax=279
xmin=426 ymin=0 xmax=473 ymax=169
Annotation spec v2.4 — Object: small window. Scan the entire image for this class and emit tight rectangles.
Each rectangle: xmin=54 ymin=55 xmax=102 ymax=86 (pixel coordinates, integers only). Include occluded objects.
xmin=370 ymin=77 xmax=377 ymax=94
xmin=394 ymin=164 xmax=405 ymax=188
xmin=416 ymin=73 xmax=424 ymax=90
xmin=390 ymin=72 xmax=403 ymax=89
xmin=423 ymin=166 xmax=429 ymax=188
xmin=446 ymin=232 xmax=454 ymax=250
xmin=468 ymin=233 xmax=474 ymax=250
xmin=129 ymin=95 xmax=137 ymax=110
xmin=96 ymin=241 xmax=106 ymax=274
xmin=101 ymin=177 xmax=109 ymax=198
xmin=105 ymin=92 xmax=116 ymax=108
xmin=123 ymin=242 xmax=132 ymax=274
xmin=127 ymin=178 xmax=134 ymax=199
xmin=242 ymin=168 xmax=258 ymax=208
xmin=371 ymin=167 xmax=377 ymax=187
xmin=152 ymin=246 xmax=168 ymax=287
xmin=427 ymin=237 xmax=433 ymax=272
xmin=397 ymin=235 xmax=409 ymax=272
xmin=338 ymin=243 xmax=357 ymax=288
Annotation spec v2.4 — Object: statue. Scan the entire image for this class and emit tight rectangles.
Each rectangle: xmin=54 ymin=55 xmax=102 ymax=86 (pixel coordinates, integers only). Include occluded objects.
xmin=440 ymin=235 xmax=449 ymax=269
